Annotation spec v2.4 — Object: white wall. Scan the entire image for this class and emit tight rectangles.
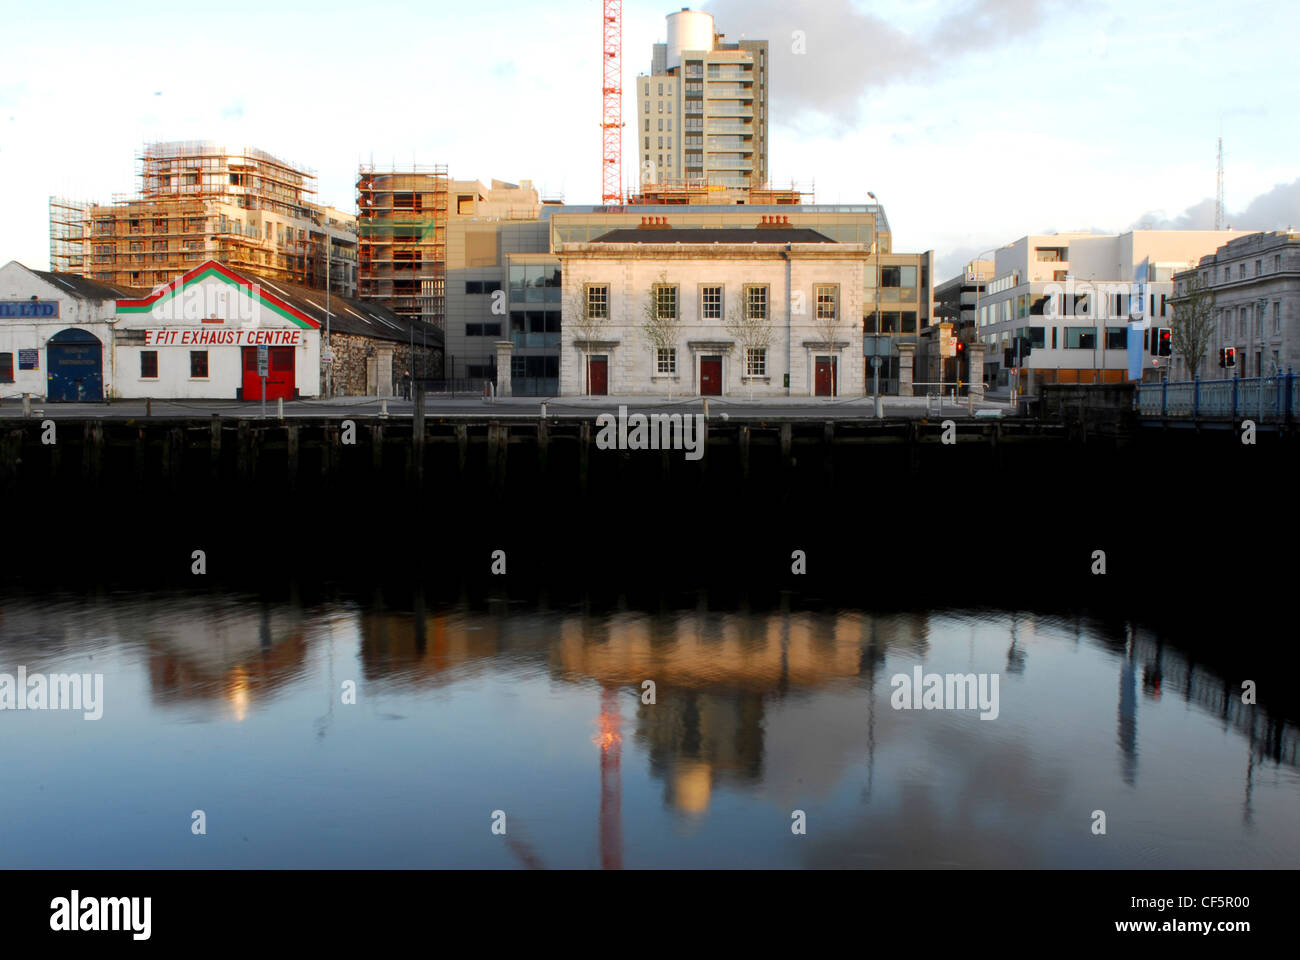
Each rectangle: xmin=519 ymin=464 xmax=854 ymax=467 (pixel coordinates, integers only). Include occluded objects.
xmin=0 ymin=261 xmax=114 ymax=400
xmin=112 ymin=273 xmax=320 ymax=399
xmin=558 ymin=244 xmax=866 ymax=397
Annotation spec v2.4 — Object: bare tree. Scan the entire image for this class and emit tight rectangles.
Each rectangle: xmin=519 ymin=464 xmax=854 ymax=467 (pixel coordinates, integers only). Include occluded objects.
xmin=565 ymin=278 xmax=610 ymax=395
xmin=641 ymin=272 xmax=681 ymax=398
xmin=724 ymin=293 xmax=774 ymax=399
xmin=1169 ymin=271 xmax=1217 ymax=380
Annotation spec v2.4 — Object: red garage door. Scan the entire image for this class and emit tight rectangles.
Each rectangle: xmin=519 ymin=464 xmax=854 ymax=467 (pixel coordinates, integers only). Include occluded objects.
xmin=242 ymin=346 xmax=296 ymax=400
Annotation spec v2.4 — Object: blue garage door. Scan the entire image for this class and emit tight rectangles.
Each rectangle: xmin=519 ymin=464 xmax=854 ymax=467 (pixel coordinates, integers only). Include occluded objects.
xmin=46 ymin=328 xmax=104 ymax=402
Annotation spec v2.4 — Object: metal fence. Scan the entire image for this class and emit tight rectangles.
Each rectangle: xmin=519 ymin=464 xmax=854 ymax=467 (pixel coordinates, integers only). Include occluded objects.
xmin=1135 ymin=373 xmax=1299 ymax=421
xmin=412 ymin=378 xmax=492 ymax=398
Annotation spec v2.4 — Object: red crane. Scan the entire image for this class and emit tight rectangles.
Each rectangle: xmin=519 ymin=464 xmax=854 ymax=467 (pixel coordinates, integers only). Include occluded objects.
xmin=601 ymin=0 xmax=624 ymax=204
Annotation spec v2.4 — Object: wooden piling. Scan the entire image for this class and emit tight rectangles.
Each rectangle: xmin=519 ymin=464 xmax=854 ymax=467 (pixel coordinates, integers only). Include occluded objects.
xmin=286 ymin=423 xmax=299 ymax=491
xmin=210 ymin=415 xmax=222 ymax=482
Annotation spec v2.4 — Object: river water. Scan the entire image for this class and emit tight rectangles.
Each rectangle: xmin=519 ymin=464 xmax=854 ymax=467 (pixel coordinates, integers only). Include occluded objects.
xmin=1 ymin=590 xmax=1295 ymax=869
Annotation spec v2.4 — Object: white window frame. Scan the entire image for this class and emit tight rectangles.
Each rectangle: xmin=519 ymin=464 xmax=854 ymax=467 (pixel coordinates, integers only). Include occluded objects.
xmin=700 ymin=284 xmax=723 ymax=320
xmin=815 ymin=284 xmax=838 ymax=320
xmin=745 ymin=283 xmax=768 ymax=320
xmin=653 ymin=283 xmax=678 ymax=321
xmin=745 ymin=346 xmax=767 ymax=378
xmin=656 ymin=347 xmax=677 ymax=375
xmin=585 ymin=283 xmax=609 ymax=320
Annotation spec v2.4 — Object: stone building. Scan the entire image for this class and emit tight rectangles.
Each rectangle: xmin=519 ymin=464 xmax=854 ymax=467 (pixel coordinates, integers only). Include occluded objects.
xmin=556 ymin=220 xmax=868 ymax=397
xmin=1171 ymin=231 xmax=1300 ymax=380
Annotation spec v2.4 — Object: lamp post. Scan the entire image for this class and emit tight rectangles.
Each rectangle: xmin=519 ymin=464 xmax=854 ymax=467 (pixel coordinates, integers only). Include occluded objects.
xmin=867 ymin=192 xmax=883 ymax=401
xmin=971 ymin=247 xmax=999 ymax=392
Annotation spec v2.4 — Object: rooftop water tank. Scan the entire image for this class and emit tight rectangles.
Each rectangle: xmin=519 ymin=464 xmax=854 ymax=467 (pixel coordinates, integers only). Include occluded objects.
xmin=665 ymin=8 xmax=715 ymax=70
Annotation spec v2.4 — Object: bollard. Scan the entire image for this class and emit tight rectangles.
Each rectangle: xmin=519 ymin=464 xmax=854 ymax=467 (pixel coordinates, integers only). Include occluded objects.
xmin=875 ymin=395 xmax=884 ymax=419
xmin=703 ymin=397 xmax=709 ymax=419
xmin=278 ymin=396 xmax=284 ymax=420
xmin=380 ymin=398 xmax=389 ymax=418
xmin=23 ymin=393 xmax=31 ymax=417
xmin=540 ymin=401 xmax=547 ymax=419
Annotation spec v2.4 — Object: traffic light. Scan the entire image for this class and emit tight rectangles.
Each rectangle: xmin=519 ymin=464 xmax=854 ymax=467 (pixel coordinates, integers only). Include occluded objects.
xmin=1018 ymin=335 xmax=1033 ymax=359
xmin=1224 ymin=346 xmax=1236 ymax=368
xmin=1154 ymin=327 xmax=1172 ymax=356
xmin=1004 ymin=347 xmax=1015 ymax=368
xmin=1218 ymin=347 xmax=1226 ymax=368
xmin=956 ymin=340 xmax=965 ymax=354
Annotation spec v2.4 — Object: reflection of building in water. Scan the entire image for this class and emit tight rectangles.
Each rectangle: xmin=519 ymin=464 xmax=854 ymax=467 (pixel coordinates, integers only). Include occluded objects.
xmin=636 ymin=688 xmax=765 ymax=814
xmin=551 ymin=609 xmax=928 ymax=690
xmin=139 ymin=602 xmax=308 ymax=720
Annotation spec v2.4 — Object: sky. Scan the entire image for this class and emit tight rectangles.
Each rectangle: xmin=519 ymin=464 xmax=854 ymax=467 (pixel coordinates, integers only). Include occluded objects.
xmin=2 ymin=0 xmax=1297 ymax=279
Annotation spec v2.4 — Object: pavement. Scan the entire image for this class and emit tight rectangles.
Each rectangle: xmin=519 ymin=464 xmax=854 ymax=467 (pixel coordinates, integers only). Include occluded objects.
xmin=0 ymin=393 xmax=1021 ymax=421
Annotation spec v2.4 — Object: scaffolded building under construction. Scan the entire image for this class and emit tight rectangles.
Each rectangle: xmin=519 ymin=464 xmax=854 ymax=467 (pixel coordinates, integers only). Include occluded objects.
xmin=356 ymin=166 xmax=449 ymax=328
xmin=53 ymin=141 xmax=357 ymax=295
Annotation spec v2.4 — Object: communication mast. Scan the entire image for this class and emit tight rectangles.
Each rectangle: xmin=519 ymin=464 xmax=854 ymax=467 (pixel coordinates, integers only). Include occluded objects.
xmin=1215 ymin=136 xmax=1225 ymax=231
xmin=601 ymin=0 xmax=623 ymax=204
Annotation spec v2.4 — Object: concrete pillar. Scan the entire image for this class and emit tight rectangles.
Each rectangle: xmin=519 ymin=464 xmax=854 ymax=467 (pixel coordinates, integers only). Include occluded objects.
xmin=968 ymin=344 xmax=986 ymax=401
xmin=495 ymin=341 xmax=513 ymax=398
xmin=375 ymin=344 xmax=395 ymax=397
xmin=898 ymin=342 xmax=916 ymax=397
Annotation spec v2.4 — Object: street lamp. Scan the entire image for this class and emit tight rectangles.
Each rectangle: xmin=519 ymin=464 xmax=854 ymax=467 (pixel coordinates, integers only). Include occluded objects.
xmin=970 ymin=246 xmax=1007 ymax=399
xmin=867 ymin=192 xmax=883 ymax=410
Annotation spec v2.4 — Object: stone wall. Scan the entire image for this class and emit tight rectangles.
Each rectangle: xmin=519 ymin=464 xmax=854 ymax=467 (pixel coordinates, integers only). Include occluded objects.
xmin=318 ymin=332 xmax=442 ymax=397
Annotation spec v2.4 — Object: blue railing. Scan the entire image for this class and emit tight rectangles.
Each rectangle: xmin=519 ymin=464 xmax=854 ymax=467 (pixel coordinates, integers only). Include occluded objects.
xmin=1135 ymin=371 xmax=1298 ymax=421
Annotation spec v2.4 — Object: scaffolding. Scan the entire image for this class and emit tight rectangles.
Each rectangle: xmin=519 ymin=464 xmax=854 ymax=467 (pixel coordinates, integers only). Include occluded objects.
xmin=628 ymin=179 xmax=812 ymax=206
xmin=59 ymin=142 xmax=353 ymax=294
xmin=49 ymin=197 xmax=90 ymax=273
xmin=356 ymin=164 xmax=449 ymax=327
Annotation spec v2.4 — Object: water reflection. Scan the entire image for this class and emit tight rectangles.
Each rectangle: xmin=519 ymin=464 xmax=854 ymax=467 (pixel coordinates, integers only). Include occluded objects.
xmin=0 ymin=591 xmax=1296 ymax=869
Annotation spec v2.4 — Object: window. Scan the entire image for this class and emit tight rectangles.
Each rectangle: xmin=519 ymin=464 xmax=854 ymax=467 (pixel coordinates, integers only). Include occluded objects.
xmin=815 ymin=285 xmax=838 ymax=319
xmin=140 ymin=351 xmax=158 ymax=379
xmin=1239 ymin=263 xmax=1246 ymax=279
xmin=1255 ymin=260 xmax=1262 ymax=276
xmin=745 ymin=284 xmax=768 ymax=320
xmin=653 ymin=284 xmax=678 ymax=320
xmin=656 ymin=347 xmax=676 ymax=374
xmin=586 ymin=284 xmax=609 ymax=319
xmin=190 ymin=351 xmax=208 ymax=378
xmin=464 ymin=280 xmax=501 ymax=295
xmin=1273 ymin=302 xmax=1281 ymax=334
xmin=1275 ymin=254 xmax=1282 ymax=272
xmin=0 ymin=352 xmax=12 ymax=382
xmin=644 ymin=119 xmax=650 ymax=131
xmin=746 ymin=347 xmax=767 ymax=377
xmin=1105 ymin=327 xmax=1128 ymax=350
xmin=701 ymin=285 xmax=722 ymax=319
xmin=658 ymin=119 xmax=663 ymax=131
xmin=1064 ymin=327 xmax=1097 ymax=349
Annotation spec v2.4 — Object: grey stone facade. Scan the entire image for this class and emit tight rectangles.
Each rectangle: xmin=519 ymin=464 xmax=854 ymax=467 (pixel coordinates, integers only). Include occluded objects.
xmin=1172 ymin=231 xmax=1300 ymax=380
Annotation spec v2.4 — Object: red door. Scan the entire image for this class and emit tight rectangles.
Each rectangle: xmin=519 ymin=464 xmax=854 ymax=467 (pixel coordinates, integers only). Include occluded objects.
xmin=242 ymin=346 xmax=297 ymax=400
xmin=815 ymin=357 xmax=836 ymax=396
xmin=700 ymin=356 xmax=722 ymax=395
xmin=587 ymin=356 xmax=608 ymax=396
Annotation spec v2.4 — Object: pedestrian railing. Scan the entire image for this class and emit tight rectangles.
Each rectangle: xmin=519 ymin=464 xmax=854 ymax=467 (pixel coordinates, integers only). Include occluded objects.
xmin=413 ymin=378 xmax=492 ymax=398
xmin=1135 ymin=372 xmax=1298 ymax=421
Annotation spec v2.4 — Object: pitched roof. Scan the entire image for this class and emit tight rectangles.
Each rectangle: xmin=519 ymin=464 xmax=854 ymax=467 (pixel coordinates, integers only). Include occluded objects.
xmin=589 ymin=227 xmax=836 ymax=245
xmin=32 ymin=270 xmax=145 ymax=300
xmin=245 ymin=272 xmax=444 ymax=346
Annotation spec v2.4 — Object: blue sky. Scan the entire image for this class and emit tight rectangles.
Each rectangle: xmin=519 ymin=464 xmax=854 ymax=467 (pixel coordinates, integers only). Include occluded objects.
xmin=2 ymin=0 xmax=1297 ymax=276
